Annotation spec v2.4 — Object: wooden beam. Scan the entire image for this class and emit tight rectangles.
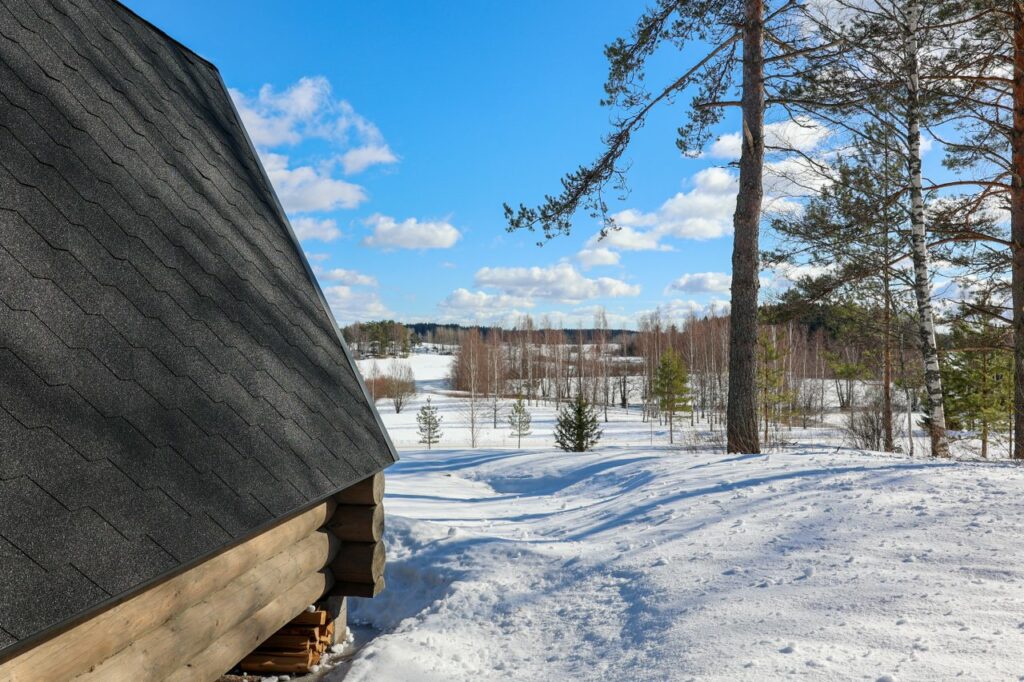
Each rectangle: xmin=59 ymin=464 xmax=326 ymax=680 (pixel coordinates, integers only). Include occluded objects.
xmin=163 ymin=571 xmax=333 ymax=682
xmin=74 ymin=530 xmax=339 ymax=681
xmin=333 ymin=472 xmax=384 ymax=505
xmin=329 ymin=540 xmax=384 ymax=585
xmin=0 ymin=500 xmax=335 ymax=682
xmin=330 ymin=576 xmax=385 ymax=598
xmin=327 ymin=504 xmax=384 ymax=542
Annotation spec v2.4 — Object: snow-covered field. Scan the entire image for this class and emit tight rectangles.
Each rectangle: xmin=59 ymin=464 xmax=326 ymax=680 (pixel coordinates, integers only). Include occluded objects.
xmin=324 ymin=353 xmax=1024 ymax=681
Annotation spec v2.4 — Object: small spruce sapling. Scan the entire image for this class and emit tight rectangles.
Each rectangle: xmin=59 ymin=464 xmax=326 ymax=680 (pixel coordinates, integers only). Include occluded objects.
xmin=508 ymin=397 xmax=532 ymax=448
xmin=653 ymin=348 xmax=692 ymax=445
xmin=417 ymin=397 xmax=443 ymax=450
xmin=554 ymin=395 xmax=602 ymax=453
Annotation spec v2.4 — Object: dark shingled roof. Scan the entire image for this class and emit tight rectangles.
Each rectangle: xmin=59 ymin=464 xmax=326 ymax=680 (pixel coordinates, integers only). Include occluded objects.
xmin=0 ymin=0 xmax=397 ymax=657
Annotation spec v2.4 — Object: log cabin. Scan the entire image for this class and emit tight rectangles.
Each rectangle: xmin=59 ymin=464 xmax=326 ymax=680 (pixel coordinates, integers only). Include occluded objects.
xmin=0 ymin=0 xmax=397 ymax=678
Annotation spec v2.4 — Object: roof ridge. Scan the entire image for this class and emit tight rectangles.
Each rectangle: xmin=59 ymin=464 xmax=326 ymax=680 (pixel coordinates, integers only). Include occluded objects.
xmin=105 ymin=0 xmax=220 ymax=73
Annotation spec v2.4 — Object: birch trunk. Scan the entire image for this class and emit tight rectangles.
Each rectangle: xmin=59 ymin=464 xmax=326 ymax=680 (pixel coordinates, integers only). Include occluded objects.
xmin=905 ymin=0 xmax=950 ymax=458
xmin=727 ymin=0 xmax=764 ymax=454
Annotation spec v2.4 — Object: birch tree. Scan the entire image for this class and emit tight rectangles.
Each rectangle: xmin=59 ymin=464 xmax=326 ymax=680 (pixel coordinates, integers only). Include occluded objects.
xmin=790 ymin=0 xmax=954 ymax=456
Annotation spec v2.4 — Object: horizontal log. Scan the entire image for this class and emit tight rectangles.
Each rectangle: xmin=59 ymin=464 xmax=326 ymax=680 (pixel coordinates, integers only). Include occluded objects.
xmin=333 ymin=472 xmax=384 ymax=505
xmin=0 ymin=500 xmax=335 ymax=681
xmin=164 ymin=571 xmax=333 ymax=682
xmin=76 ymin=531 xmax=339 ymax=681
xmin=329 ymin=540 xmax=385 ymax=584
xmin=327 ymin=504 xmax=384 ymax=542
xmin=330 ymin=576 xmax=385 ymax=598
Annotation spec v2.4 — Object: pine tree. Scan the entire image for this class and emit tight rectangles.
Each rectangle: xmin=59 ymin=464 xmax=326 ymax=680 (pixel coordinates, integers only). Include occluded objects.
xmin=653 ymin=349 xmax=691 ymax=445
xmin=554 ymin=395 xmax=602 ymax=453
xmin=505 ymin=1 xmax=834 ymax=456
xmin=416 ymin=397 xmax=443 ymax=450
xmin=942 ymin=308 xmax=1013 ymax=459
xmin=507 ymin=397 xmax=532 ymax=448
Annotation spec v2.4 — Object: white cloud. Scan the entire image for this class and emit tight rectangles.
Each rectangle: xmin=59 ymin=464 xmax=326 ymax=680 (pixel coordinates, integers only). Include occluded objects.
xmin=708 ymin=133 xmax=742 ymax=159
xmin=291 ymin=216 xmax=342 ymax=242
xmin=640 ymin=298 xmax=732 ymax=321
xmin=323 ymin=285 xmax=391 ymax=323
xmin=590 ymin=224 xmax=672 ymax=252
xmin=709 ymin=116 xmax=830 ymax=159
xmin=440 ymin=288 xmax=534 ymax=311
xmin=341 ymin=144 xmax=399 ymax=175
xmin=474 ymin=263 xmax=640 ymax=303
xmin=231 ymin=77 xmax=399 ymax=175
xmin=231 ymin=77 xmax=331 ymax=147
xmin=577 ymin=246 xmax=621 ymax=269
xmin=666 ymin=272 xmax=731 ymax=294
xmin=612 ymin=167 xmax=738 ymax=244
xmin=764 ymin=156 xmax=832 ymax=199
xmin=305 ymin=251 xmax=331 ymax=262
xmin=321 ymin=268 xmax=378 ymax=287
xmin=760 ymin=262 xmax=837 ymax=290
xmin=263 ymin=153 xmax=366 ymax=212
xmin=362 ymin=214 xmax=462 ymax=250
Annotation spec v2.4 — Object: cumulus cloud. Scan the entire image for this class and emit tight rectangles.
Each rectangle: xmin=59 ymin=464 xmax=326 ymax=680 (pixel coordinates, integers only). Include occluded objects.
xmin=231 ymin=77 xmax=330 ymax=147
xmin=709 ymin=116 xmax=831 ymax=159
xmin=291 ymin=216 xmax=342 ymax=242
xmin=639 ymin=298 xmax=731 ymax=321
xmin=230 ymin=77 xmax=399 ymax=175
xmin=760 ymin=262 xmax=837 ymax=290
xmin=577 ymin=246 xmax=621 ymax=269
xmin=263 ymin=153 xmax=366 ymax=213
xmin=474 ymin=263 xmax=640 ymax=302
xmin=323 ymin=285 xmax=391 ymax=324
xmin=341 ymin=144 xmax=399 ymax=175
xmin=607 ymin=167 xmax=739 ymax=248
xmin=665 ymin=272 xmax=731 ymax=294
xmin=362 ymin=214 xmax=462 ymax=250
xmin=321 ymin=268 xmax=378 ymax=287
xmin=440 ymin=288 xmax=535 ymax=311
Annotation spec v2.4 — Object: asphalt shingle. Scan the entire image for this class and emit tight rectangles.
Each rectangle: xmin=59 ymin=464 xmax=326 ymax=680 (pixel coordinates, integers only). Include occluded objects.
xmin=0 ymin=0 xmax=396 ymax=658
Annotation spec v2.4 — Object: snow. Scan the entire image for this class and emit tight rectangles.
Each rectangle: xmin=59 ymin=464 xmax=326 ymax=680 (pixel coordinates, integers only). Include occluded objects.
xmin=324 ymin=352 xmax=1024 ymax=681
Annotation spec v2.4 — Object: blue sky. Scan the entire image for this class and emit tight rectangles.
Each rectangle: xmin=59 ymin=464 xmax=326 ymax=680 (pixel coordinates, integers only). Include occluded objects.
xmin=123 ymin=1 xmax=838 ymax=329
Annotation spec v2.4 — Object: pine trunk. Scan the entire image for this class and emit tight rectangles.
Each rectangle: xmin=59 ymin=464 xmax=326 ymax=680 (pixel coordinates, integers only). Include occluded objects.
xmin=1012 ymin=0 xmax=1024 ymax=459
xmin=905 ymin=0 xmax=950 ymax=458
xmin=882 ymin=267 xmax=894 ymax=452
xmin=727 ymin=0 xmax=764 ymax=454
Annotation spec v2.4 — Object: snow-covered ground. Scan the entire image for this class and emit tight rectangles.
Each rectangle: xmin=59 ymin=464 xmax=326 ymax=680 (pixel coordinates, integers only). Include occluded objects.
xmin=323 ymin=353 xmax=1024 ymax=681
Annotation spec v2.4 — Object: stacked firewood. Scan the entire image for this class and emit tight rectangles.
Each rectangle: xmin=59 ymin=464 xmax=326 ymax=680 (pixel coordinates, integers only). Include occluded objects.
xmin=238 ymin=610 xmax=334 ymax=674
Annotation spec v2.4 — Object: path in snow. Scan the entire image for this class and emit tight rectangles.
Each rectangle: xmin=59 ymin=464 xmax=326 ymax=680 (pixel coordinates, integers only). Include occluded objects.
xmin=324 ymin=353 xmax=1024 ymax=681
xmin=330 ymin=445 xmax=1024 ymax=681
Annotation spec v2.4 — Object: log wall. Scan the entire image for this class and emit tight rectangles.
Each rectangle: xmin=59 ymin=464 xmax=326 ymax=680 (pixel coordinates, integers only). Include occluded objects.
xmin=0 ymin=472 xmax=386 ymax=682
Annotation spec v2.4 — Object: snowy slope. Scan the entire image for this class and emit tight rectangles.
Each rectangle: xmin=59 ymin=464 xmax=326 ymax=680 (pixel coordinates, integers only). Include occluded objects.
xmin=329 ymin=354 xmax=1024 ymax=681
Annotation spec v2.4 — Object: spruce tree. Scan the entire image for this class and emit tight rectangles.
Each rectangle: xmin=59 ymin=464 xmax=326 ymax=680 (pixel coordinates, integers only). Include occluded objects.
xmin=507 ymin=397 xmax=532 ymax=448
xmin=653 ymin=349 xmax=691 ymax=445
xmin=554 ymin=395 xmax=602 ymax=453
xmin=416 ymin=397 xmax=443 ymax=450
xmin=756 ymin=332 xmax=792 ymax=448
